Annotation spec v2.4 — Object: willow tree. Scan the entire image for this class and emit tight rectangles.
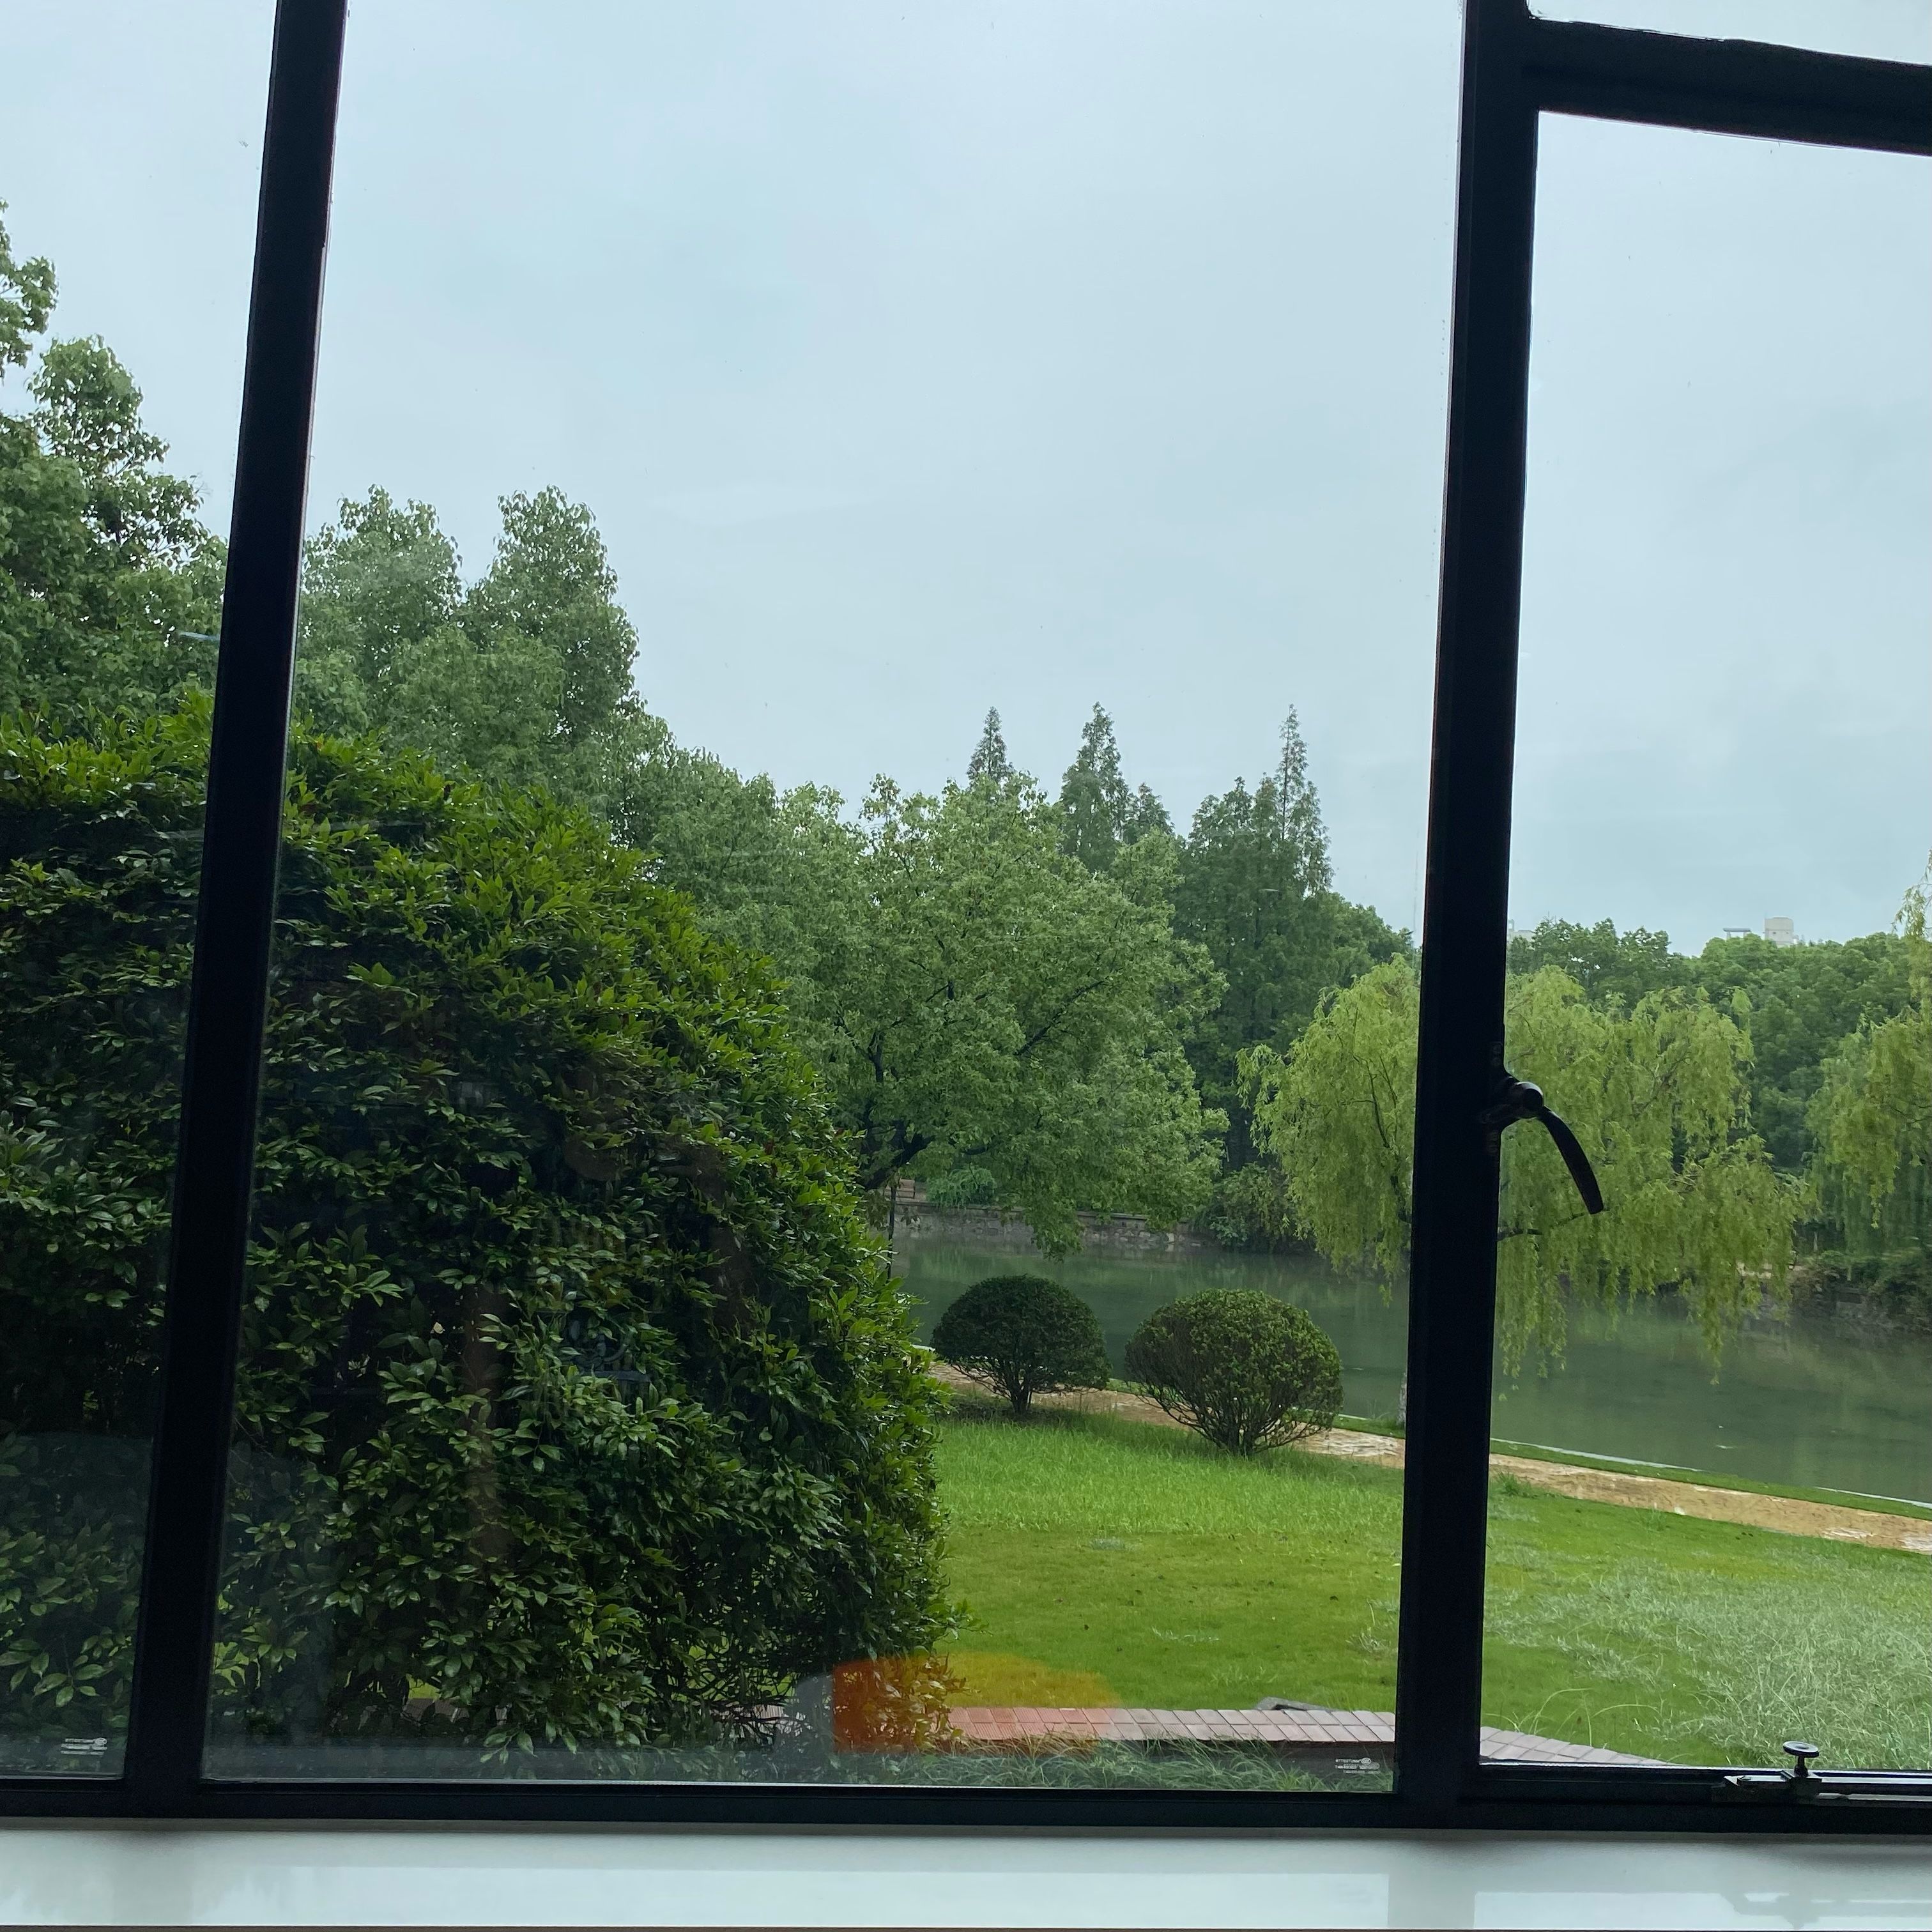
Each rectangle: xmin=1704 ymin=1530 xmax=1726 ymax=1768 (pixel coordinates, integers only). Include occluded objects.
xmin=1809 ymin=882 xmax=1931 ymax=1280
xmin=1243 ymin=959 xmax=1797 ymax=1363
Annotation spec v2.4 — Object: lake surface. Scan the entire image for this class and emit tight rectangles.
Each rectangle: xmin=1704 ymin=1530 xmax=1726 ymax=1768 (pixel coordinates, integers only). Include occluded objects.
xmin=894 ymin=1234 xmax=1932 ymax=1505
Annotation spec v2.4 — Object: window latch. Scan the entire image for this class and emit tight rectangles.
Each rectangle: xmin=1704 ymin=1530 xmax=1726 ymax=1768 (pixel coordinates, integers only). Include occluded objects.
xmin=1722 ymin=1742 xmax=1932 ymax=1805
xmin=1481 ymin=1073 xmax=1604 ymax=1215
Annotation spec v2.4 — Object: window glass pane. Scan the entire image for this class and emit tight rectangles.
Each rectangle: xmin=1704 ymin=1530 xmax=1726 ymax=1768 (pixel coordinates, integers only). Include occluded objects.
xmin=0 ymin=2 xmax=271 ymax=1774
xmin=1531 ymin=0 xmax=1932 ymax=64
xmin=202 ymin=0 xmax=1459 ymax=1789
xmin=1485 ymin=112 xmax=1932 ymax=1771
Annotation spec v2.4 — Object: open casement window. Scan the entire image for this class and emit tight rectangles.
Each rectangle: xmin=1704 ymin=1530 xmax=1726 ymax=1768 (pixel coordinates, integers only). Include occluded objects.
xmin=0 ymin=0 xmax=1926 ymax=1831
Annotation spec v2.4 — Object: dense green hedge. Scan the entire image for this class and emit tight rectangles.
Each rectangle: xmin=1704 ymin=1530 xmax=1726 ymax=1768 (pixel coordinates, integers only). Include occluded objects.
xmin=0 ymin=707 xmax=946 ymax=1755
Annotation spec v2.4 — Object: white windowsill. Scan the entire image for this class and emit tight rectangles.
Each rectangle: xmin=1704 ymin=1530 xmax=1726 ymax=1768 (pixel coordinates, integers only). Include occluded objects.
xmin=1 ymin=1824 xmax=1926 ymax=1929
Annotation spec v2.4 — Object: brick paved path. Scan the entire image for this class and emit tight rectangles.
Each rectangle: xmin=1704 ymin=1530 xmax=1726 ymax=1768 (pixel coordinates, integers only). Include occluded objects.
xmin=946 ymin=1701 xmax=1665 ymax=1767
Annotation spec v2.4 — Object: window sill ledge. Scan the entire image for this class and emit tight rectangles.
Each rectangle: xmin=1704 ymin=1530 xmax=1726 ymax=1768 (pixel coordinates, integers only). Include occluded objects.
xmin=1 ymin=1823 xmax=1927 ymax=1929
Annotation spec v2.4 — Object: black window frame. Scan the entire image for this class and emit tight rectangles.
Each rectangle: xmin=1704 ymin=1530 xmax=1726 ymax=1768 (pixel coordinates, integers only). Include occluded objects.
xmin=4 ymin=0 xmax=1928 ymax=1835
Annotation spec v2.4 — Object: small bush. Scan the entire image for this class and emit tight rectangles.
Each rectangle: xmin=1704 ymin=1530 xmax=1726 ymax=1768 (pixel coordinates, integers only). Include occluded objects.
xmin=931 ymin=1275 xmax=1110 ymax=1416
xmin=1125 ymin=1289 xmax=1342 ymax=1455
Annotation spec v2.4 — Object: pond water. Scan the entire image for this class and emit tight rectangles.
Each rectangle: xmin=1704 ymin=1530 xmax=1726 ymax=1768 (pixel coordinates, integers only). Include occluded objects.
xmin=894 ymin=1234 xmax=1932 ymax=1505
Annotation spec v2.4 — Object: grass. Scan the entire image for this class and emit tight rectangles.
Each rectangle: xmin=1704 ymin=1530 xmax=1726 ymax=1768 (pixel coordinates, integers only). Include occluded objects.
xmin=936 ymin=1408 xmax=1932 ymax=1770
xmin=940 ymin=1407 xmax=1402 ymax=1713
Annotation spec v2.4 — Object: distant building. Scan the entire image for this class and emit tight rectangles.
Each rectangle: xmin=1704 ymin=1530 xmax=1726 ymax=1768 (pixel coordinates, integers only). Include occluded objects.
xmin=1763 ymin=916 xmax=1798 ymax=947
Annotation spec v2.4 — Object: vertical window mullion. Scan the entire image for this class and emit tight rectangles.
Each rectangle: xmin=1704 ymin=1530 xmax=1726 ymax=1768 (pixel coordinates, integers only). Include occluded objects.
xmin=1391 ymin=0 xmax=1540 ymax=1816
xmin=123 ymin=0 xmax=348 ymax=1816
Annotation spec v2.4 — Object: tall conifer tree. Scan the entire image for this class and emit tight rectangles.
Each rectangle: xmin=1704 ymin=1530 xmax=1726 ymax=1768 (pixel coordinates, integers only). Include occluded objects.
xmin=967 ymin=706 xmax=1011 ymax=783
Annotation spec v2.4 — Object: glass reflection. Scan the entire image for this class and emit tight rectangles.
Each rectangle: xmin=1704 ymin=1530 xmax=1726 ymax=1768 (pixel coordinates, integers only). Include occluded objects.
xmin=0 ymin=0 xmax=268 ymax=1771
xmin=1483 ymin=113 xmax=1932 ymax=1771
xmin=201 ymin=0 xmax=1462 ymax=1787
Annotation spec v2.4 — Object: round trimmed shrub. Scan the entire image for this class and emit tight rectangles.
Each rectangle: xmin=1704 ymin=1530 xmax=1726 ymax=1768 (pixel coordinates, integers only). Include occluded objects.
xmin=930 ymin=1273 xmax=1110 ymax=1416
xmin=1125 ymin=1289 xmax=1342 ymax=1455
xmin=0 ymin=709 xmax=947 ymax=1756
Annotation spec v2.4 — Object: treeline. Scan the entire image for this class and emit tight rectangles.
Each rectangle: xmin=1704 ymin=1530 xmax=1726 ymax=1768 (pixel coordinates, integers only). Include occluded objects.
xmin=282 ymin=487 xmax=1413 ymax=1248
xmin=1506 ymin=917 xmax=1929 ymax=1301
xmin=4 ymin=205 xmax=1922 ymax=1312
xmin=0 ymin=209 xmax=1407 ymax=1253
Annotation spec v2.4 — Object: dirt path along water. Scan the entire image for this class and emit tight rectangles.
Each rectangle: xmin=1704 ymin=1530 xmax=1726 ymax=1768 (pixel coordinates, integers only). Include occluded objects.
xmin=943 ymin=1372 xmax=1932 ymax=1554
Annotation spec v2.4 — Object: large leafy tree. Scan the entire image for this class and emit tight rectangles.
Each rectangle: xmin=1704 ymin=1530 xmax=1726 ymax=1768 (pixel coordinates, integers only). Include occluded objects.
xmin=629 ymin=757 xmax=1225 ymax=1246
xmin=762 ymin=774 xmax=1221 ymax=1246
xmin=0 ymin=709 xmax=947 ymax=1754
xmin=293 ymin=485 xmax=663 ymax=826
xmin=1692 ymin=930 xmax=1917 ymax=1176
xmin=1174 ymin=712 xmax=1407 ymax=1167
xmin=0 ymin=207 xmax=223 ymax=723
xmin=1246 ymin=959 xmax=1796 ymax=1362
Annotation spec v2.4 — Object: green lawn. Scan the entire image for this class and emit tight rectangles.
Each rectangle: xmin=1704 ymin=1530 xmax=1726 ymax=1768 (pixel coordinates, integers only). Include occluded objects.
xmin=937 ymin=1408 xmax=1931 ymax=1769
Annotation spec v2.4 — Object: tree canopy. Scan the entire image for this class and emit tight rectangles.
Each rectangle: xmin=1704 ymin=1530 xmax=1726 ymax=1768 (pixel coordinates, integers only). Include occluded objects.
xmin=0 ymin=208 xmax=222 ymax=724
xmin=0 ymin=708 xmax=947 ymax=1750
xmin=292 ymin=485 xmax=663 ymax=829
xmin=1246 ymin=959 xmax=1798 ymax=1362
xmin=1807 ymin=882 xmax=1931 ymax=1289
xmin=1174 ymin=711 xmax=1408 ymax=1170
xmin=1055 ymin=703 xmax=1170 ymax=873
xmin=756 ymin=774 xmax=1224 ymax=1248
xmin=1509 ymin=916 xmax=1920 ymax=1179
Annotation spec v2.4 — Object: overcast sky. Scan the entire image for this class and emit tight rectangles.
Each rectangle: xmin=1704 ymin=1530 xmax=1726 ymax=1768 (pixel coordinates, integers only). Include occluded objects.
xmin=5 ymin=1 xmax=1928 ymax=949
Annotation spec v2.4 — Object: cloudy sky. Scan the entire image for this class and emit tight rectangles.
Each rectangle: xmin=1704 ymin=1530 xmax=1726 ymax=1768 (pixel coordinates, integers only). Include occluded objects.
xmin=6 ymin=0 xmax=1927 ymax=947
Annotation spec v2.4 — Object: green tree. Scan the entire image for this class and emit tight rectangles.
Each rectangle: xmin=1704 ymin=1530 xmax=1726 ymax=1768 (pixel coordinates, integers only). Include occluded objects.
xmin=1055 ymin=703 xmax=1169 ymax=872
xmin=1505 ymin=917 xmax=1920 ymax=1179
xmin=966 ymin=707 xmax=1011 ymax=784
xmin=291 ymin=487 xmax=463 ymax=737
xmin=1808 ymin=882 xmax=1931 ymax=1289
xmin=1174 ymin=712 xmax=1407 ymax=1169
xmin=545 ymin=732 xmax=1225 ymax=1248
xmin=773 ymin=774 xmax=1222 ymax=1248
xmin=292 ymin=484 xmax=663 ymax=825
xmin=1246 ymin=959 xmax=1796 ymax=1363
xmin=0 ymin=709 xmax=947 ymax=1753
xmin=0 ymin=205 xmax=54 ymax=367
xmin=0 ymin=210 xmax=223 ymax=723
xmin=1508 ymin=918 xmax=1687 ymax=1010
xmin=1691 ymin=930 xmax=1917 ymax=1175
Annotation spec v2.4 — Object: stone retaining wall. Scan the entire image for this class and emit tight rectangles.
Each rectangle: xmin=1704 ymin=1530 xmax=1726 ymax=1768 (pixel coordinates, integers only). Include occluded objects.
xmin=891 ymin=1200 xmax=1215 ymax=1254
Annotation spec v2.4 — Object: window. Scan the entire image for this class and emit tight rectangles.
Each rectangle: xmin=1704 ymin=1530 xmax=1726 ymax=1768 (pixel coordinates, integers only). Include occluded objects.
xmin=2 ymin=0 xmax=1928 ymax=1828
xmin=1487 ymin=111 xmax=1931 ymax=1772
xmin=0 ymin=1 xmax=273 ymax=1779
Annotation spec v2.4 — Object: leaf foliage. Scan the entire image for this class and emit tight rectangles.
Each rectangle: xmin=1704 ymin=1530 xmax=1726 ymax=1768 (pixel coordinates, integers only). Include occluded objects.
xmin=0 ymin=710 xmax=948 ymax=1751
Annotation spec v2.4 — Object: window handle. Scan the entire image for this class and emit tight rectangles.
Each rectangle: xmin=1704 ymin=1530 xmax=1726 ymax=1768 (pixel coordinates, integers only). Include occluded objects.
xmin=1482 ymin=1073 xmax=1604 ymax=1215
